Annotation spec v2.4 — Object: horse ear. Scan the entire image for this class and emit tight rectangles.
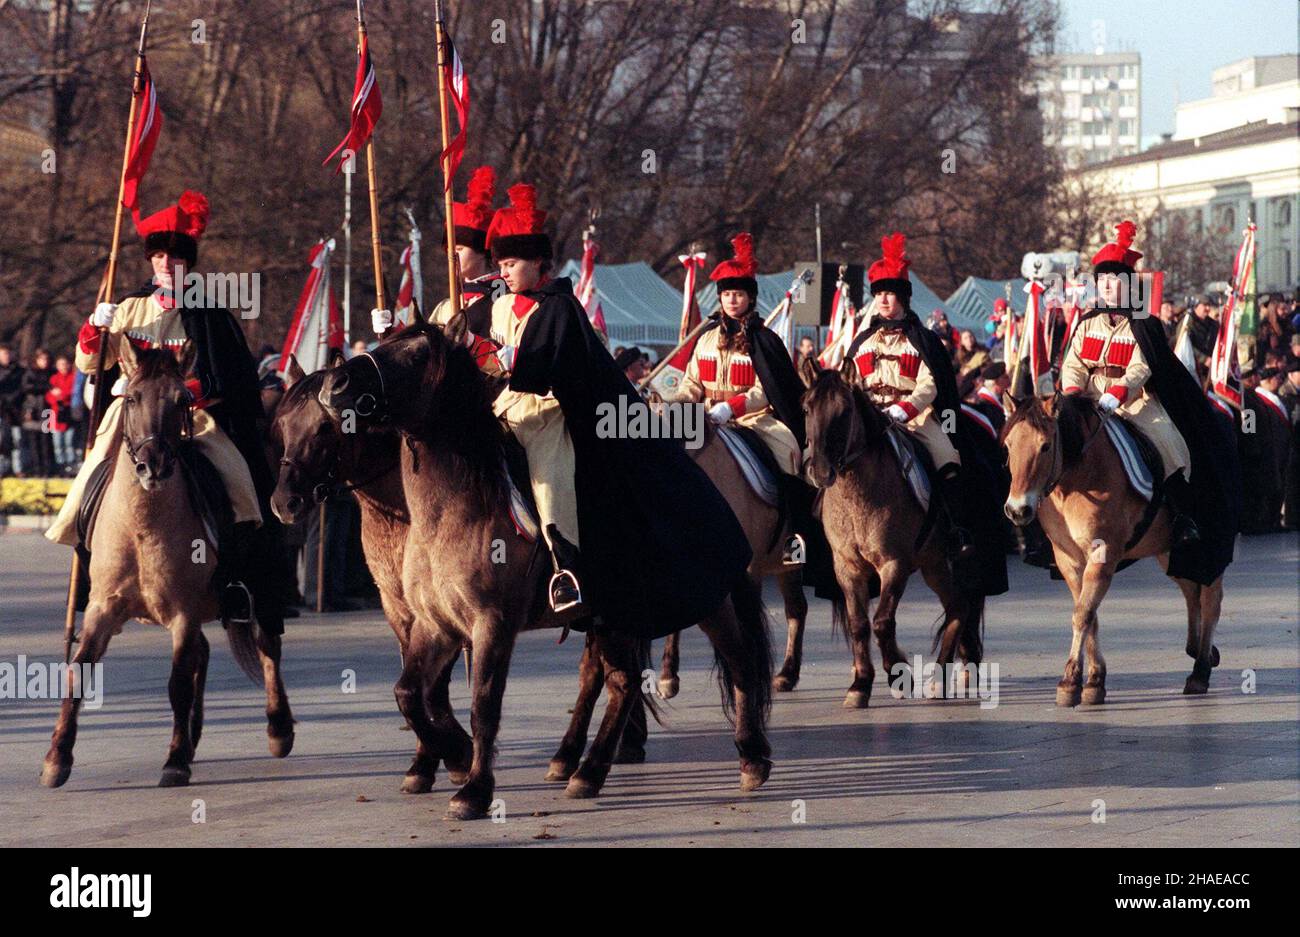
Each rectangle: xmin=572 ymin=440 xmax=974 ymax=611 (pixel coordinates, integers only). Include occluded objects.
xmin=444 ymin=309 xmax=469 ymax=347
xmin=798 ymin=354 xmax=820 ymax=387
xmin=1001 ymin=390 xmax=1018 ymax=413
xmin=1042 ymin=392 xmax=1060 ymax=417
xmin=283 ymin=353 xmax=306 ymax=388
xmin=326 ymin=347 xmax=347 ymax=369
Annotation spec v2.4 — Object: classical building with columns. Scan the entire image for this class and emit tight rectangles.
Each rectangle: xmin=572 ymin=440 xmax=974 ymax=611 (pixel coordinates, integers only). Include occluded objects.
xmin=1082 ymin=55 xmax=1299 ymax=293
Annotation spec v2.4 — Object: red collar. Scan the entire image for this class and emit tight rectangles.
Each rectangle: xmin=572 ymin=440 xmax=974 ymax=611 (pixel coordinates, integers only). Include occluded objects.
xmin=511 ymin=276 xmax=550 ymax=319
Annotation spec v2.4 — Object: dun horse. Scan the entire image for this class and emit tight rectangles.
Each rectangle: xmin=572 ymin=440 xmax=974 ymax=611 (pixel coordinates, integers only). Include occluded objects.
xmin=42 ymin=345 xmax=293 ymax=789
xmin=315 ymin=320 xmax=773 ymax=819
xmin=1001 ymin=393 xmax=1223 ymax=703
xmin=802 ymin=367 xmax=985 ymax=707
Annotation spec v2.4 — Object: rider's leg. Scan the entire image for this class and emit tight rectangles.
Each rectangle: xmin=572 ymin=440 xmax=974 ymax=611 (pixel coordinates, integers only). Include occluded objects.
xmin=1162 ymin=469 xmax=1201 ymax=546
xmin=935 ymin=463 xmax=977 ymax=559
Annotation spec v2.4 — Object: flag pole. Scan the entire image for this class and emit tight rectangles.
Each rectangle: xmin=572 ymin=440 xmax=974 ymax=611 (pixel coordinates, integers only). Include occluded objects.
xmin=434 ymin=0 xmax=462 ymax=314
xmin=357 ymin=1 xmax=385 ymax=319
xmin=63 ymin=0 xmax=152 ymax=664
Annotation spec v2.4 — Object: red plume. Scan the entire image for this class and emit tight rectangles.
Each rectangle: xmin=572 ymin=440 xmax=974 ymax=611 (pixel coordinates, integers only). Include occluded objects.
xmin=467 ymin=166 xmax=496 ymax=211
xmin=1114 ymin=219 xmax=1137 ymax=250
xmin=881 ymin=232 xmax=906 ymax=261
xmin=731 ymin=232 xmax=755 ymax=274
xmin=177 ymin=190 xmax=210 ymax=238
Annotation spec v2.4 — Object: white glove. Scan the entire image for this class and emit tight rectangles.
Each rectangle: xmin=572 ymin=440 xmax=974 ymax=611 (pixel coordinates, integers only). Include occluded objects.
xmin=91 ymin=303 xmax=116 ymax=328
xmin=371 ymin=308 xmax=393 ymax=334
xmin=885 ymin=404 xmax=910 ymax=423
xmin=497 ymin=344 xmax=518 ymax=371
xmin=110 ymin=375 xmax=128 ymax=397
xmin=707 ymin=402 xmax=733 ymax=425
xmin=1098 ymin=392 xmax=1121 ymax=413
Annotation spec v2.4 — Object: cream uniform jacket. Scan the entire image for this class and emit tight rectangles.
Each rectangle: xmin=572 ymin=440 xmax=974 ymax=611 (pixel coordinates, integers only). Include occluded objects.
xmin=668 ymin=325 xmax=801 ymax=474
xmin=46 ymin=293 xmax=261 ymax=547
xmin=489 ymin=288 xmax=580 ymax=549
xmin=1060 ymin=311 xmax=1190 ymax=478
xmin=848 ymin=322 xmax=960 ymax=469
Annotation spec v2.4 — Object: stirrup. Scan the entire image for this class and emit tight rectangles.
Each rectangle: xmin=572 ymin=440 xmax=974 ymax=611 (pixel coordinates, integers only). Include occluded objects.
xmin=951 ymin=527 xmax=976 ymax=560
xmin=222 ymin=581 xmax=255 ymax=625
xmin=782 ymin=533 xmax=806 ymax=566
xmin=1171 ymin=513 xmax=1201 ymax=547
xmin=548 ymin=569 xmax=584 ymax=614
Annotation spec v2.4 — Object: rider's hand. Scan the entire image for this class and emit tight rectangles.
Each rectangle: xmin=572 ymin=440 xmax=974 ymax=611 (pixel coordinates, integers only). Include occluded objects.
xmin=110 ymin=375 xmax=128 ymax=397
xmin=371 ymin=308 xmax=393 ymax=334
xmin=707 ymin=402 xmax=733 ymax=425
xmin=1098 ymin=392 xmax=1121 ymax=413
xmin=91 ymin=303 xmax=116 ymax=328
xmin=885 ymin=403 xmax=910 ymax=423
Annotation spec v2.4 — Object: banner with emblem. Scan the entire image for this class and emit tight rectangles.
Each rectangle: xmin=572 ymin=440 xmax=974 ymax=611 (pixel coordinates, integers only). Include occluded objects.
xmin=280 ymin=240 xmax=342 ymax=375
xmin=1211 ymin=224 xmax=1256 ymax=408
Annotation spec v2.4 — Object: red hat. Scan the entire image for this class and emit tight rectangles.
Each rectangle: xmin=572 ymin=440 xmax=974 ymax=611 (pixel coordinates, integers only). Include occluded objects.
xmin=486 ymin=183 xmax=551 ymax=263
xmin=993 ymin=298 xmax=1009 ymax=313
xmin=136 ymin=190 xmax=209 ymax=267
xmin=710 ymin=233 xmax=759 ymax=299
xmin=1091 ymin=219 xmax=1142 ymax=275
xmin=867 ymin=232 xmax=911 ymax=300
xmin=451 ymin=166 xmax=496 ymax=254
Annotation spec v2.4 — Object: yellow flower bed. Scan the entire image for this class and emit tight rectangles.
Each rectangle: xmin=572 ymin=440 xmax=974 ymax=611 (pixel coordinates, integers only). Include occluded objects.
xmin=1 ymin=477 xmax=72 ymax=515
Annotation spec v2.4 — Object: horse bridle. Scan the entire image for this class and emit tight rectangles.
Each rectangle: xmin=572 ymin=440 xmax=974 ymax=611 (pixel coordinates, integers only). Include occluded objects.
xmin=319 ymin=351 xmax=390 ymax=423
xmin=1036 ymin=404 xmax=1106 ymax=499
xmin=123 ymin=388 xmax=193 ymax=474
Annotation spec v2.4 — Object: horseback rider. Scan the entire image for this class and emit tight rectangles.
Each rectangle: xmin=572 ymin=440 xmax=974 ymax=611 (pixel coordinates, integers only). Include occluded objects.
xmin=372 ymin=165 xmax=504 ymax=371
xmin=482 ymin=182 xmax=752 ymax=624
xmin=46 ymin=190 xmax=292 ymax=632
xmin=844 ymin=233 xmax=976 ymax=560
xmin=666 ymin=232 xmax=814 ymax=565
xmin=1061 ymin=220 xmax=1200 ymax=546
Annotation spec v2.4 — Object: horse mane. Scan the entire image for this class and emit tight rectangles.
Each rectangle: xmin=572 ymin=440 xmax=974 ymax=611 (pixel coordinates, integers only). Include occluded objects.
xmin=130 ymin=346 xmax=182 ymax=382
xmin=407 ymin=320 xmax=506 ymax=513
xmin=1000 ymin=394 xmax=1092 ymax=467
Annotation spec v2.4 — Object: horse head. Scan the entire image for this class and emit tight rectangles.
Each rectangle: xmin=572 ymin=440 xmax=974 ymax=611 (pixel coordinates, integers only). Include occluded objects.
xmin=118 ymin=341 xmax=191 ymax=490
xmin=802 ymin=367 xmax=881 ymax=488
xmin=270 ymin=353 xmax=349 ymax=523
xmin=1001 ymin=392 xmax=1073 ymax=526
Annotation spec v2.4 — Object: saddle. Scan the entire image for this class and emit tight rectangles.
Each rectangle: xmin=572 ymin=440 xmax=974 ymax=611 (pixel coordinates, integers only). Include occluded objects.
xmin=500 ymin=432 xmax=542 ymax=542
xmin=72 ymin=442 xmax=232 ymax=612
xmin=1107 ymin=414 xmax=1165 ymax=555
xmin=883 ymin=424 xmax=933 ymax=514
xmin=715 ymin=424 xmax=781 ymax=507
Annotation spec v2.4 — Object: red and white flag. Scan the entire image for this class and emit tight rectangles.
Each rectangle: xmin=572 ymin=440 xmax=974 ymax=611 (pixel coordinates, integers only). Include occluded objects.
xmin=818 ymin=274 xmax=856 ymax=368
xmin=677 ymin=250 xmax=706 ymax=341
xmin=323 ymin=32 xmax=382 ymax=174
xmin=439 ymin=37 xmax=470 ymax=191
xmin=393 ymin=214 xmax=423 ymax=328
xmin=280 ymin=240 xmax=342 ymax=375
xmin=1211 ymin=224 xmax=1256 ymax=408
xmin=575 ymin=233 xmax=608 ymax=340
xmin=1019 ymin=280 xmax=1052 ymax=395
xmin=123 ymin=56 xmax=164 ymax=222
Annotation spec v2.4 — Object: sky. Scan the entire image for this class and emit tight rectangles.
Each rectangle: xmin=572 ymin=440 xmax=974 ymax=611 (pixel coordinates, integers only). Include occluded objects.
xmin=1057 ymin=0 xmax=1299 ymax=146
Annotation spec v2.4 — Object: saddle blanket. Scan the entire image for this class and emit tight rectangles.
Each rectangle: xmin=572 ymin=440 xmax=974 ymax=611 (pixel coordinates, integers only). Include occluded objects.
xmin=885 ymin=425 xmax=931 ymax=514
xmin=1104 ymin=418 xmax=1154 ymax=503
xmin=716 ymin=425 xmax=780 ymax=506
xmin=502 ymin=460 xmax=541 ymax=543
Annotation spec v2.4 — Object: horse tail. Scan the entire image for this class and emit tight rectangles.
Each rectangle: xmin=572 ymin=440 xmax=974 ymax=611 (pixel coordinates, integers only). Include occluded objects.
xmin=714 ymin=573 xmax=773 ymax=722
xmin=831 ymin=592 xmax=851 ymax=645
xmin=224 ymin=611 xmax=265 ymax=684
xmin=928 ymin=590 xmax=985 ymax=663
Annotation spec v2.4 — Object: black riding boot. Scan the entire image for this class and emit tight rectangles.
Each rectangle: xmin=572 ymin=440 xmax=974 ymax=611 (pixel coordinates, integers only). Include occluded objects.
xmin=216 ymin=520 xmax=258 ymax=624
xmin=936 ymin=465 xmax=976 ymax=560
xmin=1163 ymin=470 xmax=1201 ymax=547
xmin=1017 ymin=518 xmax=1056 ymax=569
xmin=781 ymin=475 xmax=815 ymax=566
xmin=545 ymin=524 xmax=585 ymax=613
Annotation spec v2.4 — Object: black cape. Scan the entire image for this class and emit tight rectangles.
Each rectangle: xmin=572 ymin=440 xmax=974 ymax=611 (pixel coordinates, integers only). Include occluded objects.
xmin=1238 ymin=387 xmax=1289 ymax=534
xmin=124 ymin=283 xmax=291 ymax=632
xmin=848 ymin=311 xmax=1009 ymax=597
xmin=699 ymin=313 xmax=807 ymax=449
xmin=511 ymin=277 xmax=752 ymax=637
xmin=461 ymin=274 xmax=505 ymax=338
xmin=1085 ymin=309 xmax=1240 ymax=585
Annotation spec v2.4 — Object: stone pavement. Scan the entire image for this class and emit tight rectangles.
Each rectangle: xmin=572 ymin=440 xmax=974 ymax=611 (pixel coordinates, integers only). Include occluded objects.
xmin=1 ymin=527 xmax=1295 ymax=847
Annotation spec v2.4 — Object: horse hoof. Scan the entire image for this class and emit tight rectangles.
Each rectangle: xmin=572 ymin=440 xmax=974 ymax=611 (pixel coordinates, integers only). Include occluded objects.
xmin=268 ymin=732 xmax=294 ymax=758
xmin=446 ymin=767 xmax=471 ymax=786
xmin=1183 ymin=676 xmax=1210 ymax=695
xmin=1080 ymin=685 xmax=1106 ymax=706
xmin=400 ymin=773 xmax=434 ymax=794
xmin=565 ymin=776 xmax=602 ymax=799
xmin=842 ymin=690 xmax=871 ymax=709
xmin=658 ymin=677 xmax=679 ymax=700
xmin=772 ymin=672 xmax=798 ymax=693
xmin=1056 ymin=684 xmax=1082 ymax=707
xmin=1210 ymin=645 xmax=1220 ymax=667
xmin=40 ymin=760 xmax=72 ymax=789
xmin=445 ymin=796 xmax=489 ymax=821
xmin=613 ymin=746 xmax=646 ymax=765
xmin=158 ymin=766 xmax=191 ymax=787
xmin=740 ymin=759 xmax=772 ymax=792
xmin=545 ymin=760 xmax=577 ymax=782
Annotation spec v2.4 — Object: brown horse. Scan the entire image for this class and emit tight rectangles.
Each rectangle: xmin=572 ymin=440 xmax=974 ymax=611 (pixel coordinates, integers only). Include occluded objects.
xmin=1001 ymin=393 xmax=1223 ymax=703
xmin=655 ymin=420 xmax=807 ymax=698
xmin=41 ymin=344 xmax=293 ymax=789
xmin=269 ymin=355 xmax=473 ymax=793
xmin=316 ymin=320 xmax=773 ymax=819
xmin=802 ymin=367 xmax=985 ymax=707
